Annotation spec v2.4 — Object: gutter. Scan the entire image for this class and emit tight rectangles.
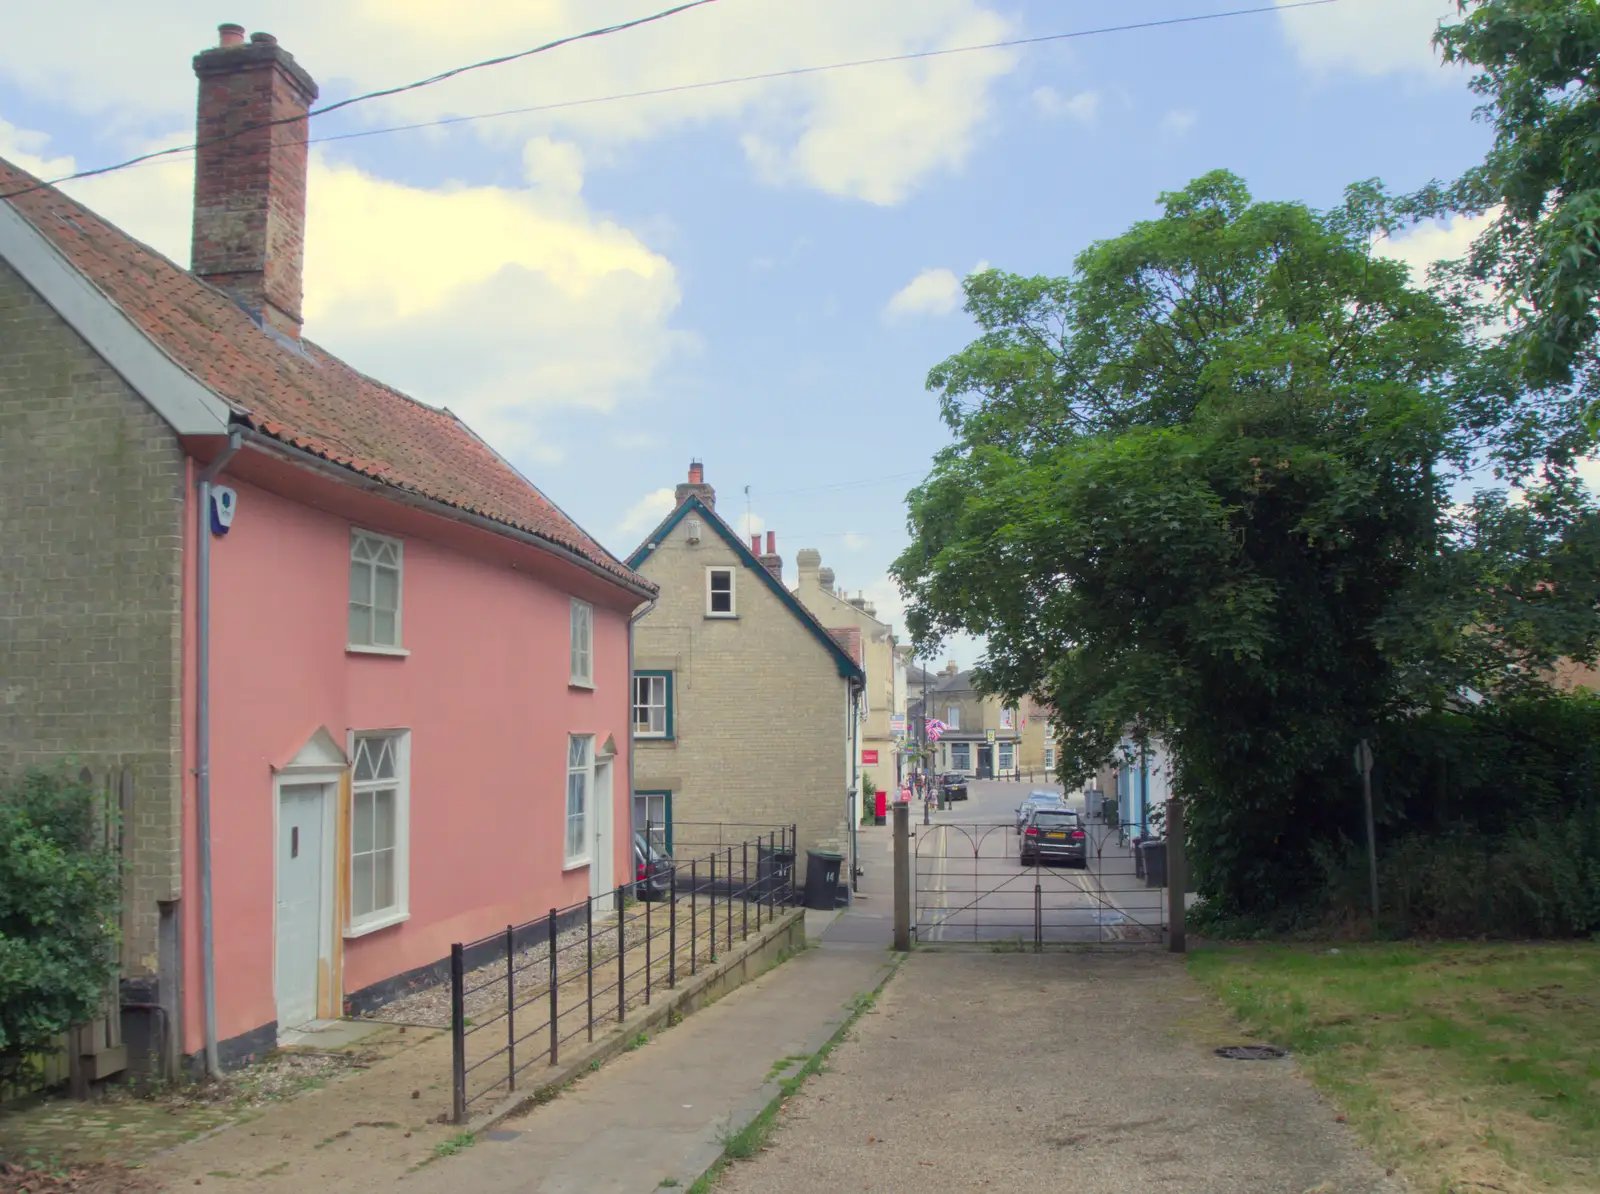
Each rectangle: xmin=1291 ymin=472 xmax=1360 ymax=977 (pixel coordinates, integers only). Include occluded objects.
xmin=227 ymin=426 xmax=656 ymax=602
xmin=195 ymin=430 xmax=243 ymax=1081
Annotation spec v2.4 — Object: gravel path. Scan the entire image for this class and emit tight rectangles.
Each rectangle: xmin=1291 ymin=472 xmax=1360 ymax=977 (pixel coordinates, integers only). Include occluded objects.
xmin=718 ymin=949 xmax=1398 ymax=1194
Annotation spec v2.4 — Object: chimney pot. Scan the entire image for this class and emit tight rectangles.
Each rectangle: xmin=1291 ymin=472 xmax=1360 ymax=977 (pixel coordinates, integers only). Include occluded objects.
xmin=191 ymin=29 xmax=319 ymax=336
xmin=766 ymin=531 xmax=776 ymax=554
xmin=750 ymin=534 xmax=761 ymax=553
xmin=675 ymin=459 xmax=715 ymax=511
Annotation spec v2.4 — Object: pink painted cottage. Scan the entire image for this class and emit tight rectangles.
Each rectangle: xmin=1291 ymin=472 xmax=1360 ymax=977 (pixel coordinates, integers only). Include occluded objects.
xmin=0 ymin=26 xmax=654 ymax=1078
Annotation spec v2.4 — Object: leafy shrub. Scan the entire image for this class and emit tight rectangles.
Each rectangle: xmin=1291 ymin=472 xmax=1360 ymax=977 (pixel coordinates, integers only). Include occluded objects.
xmin=0 ymin=765 xmax=122 ymax=1087
xmin=1194 ymin=694 xmax=1600 ymax=937
xmin=1310 ymin=804 xmax=1600 ymax=937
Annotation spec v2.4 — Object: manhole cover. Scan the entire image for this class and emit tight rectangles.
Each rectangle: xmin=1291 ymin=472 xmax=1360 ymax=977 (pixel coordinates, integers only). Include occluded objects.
xmin=1214 ymin=1045 xmax=1287 ymax=1061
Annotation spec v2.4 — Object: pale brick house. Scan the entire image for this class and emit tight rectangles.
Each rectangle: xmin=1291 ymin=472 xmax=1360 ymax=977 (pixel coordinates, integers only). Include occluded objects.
xmin=626 ymin=464 xmax=864 ymax=897
xmin=793 ymin=550 xmax=902 ymax=799
xmin=0 ymin=26 xmax=651 ymax=1079
xmin=909 ymin=663 xmax=1030 ymax=779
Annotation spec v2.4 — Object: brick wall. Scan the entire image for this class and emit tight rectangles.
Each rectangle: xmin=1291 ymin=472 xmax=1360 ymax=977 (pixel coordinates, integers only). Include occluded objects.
xmin=793 ymin=570 xmax=898 ymax=795
xmin=0 ymin=258 xmax=186 ymax=980
xmin=632 ymin=515 xmax=851 ymax=879
xmin=191 ymin=35 xmax=318 ymax=335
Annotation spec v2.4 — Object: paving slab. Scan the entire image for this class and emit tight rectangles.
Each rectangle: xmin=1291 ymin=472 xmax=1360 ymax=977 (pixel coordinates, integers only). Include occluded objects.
xmin=403 ymin=939 xmax=896 ymax=1194
xmin=717 ymin=949 xmax=1400 ymax=1194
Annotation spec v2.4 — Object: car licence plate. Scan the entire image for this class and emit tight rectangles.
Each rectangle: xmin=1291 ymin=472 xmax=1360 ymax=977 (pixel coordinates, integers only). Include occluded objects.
xmin=1045 ymin=832 xmax=1066 ymax=840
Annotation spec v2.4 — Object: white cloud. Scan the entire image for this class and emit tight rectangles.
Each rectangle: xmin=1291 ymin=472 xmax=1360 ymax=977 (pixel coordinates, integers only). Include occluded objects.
xmin=1032 ymin=86 xmax=1099 ymax=125
xmin=842 ymin=532 xmax=869 ymax=551
xmin=0 ymin=0 xmax=1018 ymax=207
xmin=0 ymin=117 xmax=73 ymax=178
xmin=7 ymin=122 xmax=684 ymax=470
xmin=1160 ymin=109 xmax=1198 ymax=135
xmin=885 ymin=267 xmax=963 ymax=320
xmin=1370 ymin=209 xmax=1496 ymax=284
xmin=615 ymin=487 xmax=676 ymax=538
xmin=613 ymin=431 xmax=657 ymax=450
xmin=1274 ymin=0 xmax=1458 ymax=78
xmin=862 ymin=576 xmax=907 ymax=635
xmin=1577 ymin=457 xmax=1600 ymax=495
xmin=734 ymin=511 xmax=767 ymax=540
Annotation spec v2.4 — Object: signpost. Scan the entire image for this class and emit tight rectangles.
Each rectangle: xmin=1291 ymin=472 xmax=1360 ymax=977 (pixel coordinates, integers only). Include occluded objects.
xmin=985 ymin=729 xmax=995 ymax=744
xmin=1355 ymin=739 xmax=1378 ymax=919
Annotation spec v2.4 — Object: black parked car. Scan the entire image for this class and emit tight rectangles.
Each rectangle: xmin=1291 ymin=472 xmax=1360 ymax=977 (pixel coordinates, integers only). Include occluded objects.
xmin=1020 ymin=808 xmax=1087 ymax=867
xmin=633 ymin=832 xmax=675 ymax=900
xmin=937 ymin=773 xmax=969 ymax=802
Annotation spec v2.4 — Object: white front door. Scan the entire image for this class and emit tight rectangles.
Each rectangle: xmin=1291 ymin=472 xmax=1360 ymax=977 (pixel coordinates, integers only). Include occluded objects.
xmin=590 ymin=758 xmax=614 ymax=899
xmin=276 ymin=783 xmax=326 ymax=1029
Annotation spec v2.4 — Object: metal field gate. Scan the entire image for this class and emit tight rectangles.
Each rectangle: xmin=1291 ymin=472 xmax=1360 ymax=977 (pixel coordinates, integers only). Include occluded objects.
xmin=912 ymin=820 xmax=1169 ymax=946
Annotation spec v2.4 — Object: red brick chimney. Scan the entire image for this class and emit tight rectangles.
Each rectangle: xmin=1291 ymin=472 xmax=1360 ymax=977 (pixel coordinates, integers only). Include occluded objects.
xmin=191 ymin=25 xmax=319 ymax=337
xmin=674 ymin=459 xmax=716 ymax=510
xmin=759 ymin=531 xmax=783 ymax=583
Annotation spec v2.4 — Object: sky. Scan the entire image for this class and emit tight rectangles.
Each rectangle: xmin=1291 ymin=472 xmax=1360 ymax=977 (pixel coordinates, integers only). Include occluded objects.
xmin=0 ymin=0 xmax=1496 ymax=667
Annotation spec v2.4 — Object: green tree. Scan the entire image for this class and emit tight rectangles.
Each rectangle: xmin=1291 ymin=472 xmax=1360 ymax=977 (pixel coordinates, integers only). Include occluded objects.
xmin=1432 ymin=0 xmax=1600 ymax=397
xmin=0 ymin=765 xmax=121 ymax=1087
xmin=893 ymin=172 xmax=1542 ymax=917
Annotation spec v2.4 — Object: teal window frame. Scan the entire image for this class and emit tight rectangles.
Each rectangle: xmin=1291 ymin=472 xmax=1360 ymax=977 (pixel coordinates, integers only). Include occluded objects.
xmin=632 ymin=670 xmax=674 ymax=740
xmin=633 ymin=790 xmax=673 ymax=852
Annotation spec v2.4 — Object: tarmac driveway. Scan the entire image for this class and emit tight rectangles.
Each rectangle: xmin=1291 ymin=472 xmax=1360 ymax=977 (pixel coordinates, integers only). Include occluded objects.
xmin=718 ymin=948 xmax=1397 ymax=1194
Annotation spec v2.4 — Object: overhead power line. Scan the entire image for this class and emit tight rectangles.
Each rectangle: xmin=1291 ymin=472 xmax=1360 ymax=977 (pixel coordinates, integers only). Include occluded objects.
xmin=0 ymin=0 xmax=723 ymax=200
xmin=302 ymin=0 xmax=1340 ymax=149
xmin=4 ymin=0 xmax=1339 ymax=197
xmin=754 ymin=470 xmax=928 ymax=499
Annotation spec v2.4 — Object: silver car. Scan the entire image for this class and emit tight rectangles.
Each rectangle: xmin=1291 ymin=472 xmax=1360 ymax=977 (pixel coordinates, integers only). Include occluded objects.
xmin=1015 ymin=790 xmax=1065 ymax=832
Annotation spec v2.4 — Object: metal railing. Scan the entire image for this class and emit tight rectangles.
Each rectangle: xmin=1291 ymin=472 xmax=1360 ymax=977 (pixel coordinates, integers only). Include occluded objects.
xmin=448 ymin=824 xmax=797 ymax=1123
xmin=912 ymin=820 xmax=1168 ymax=948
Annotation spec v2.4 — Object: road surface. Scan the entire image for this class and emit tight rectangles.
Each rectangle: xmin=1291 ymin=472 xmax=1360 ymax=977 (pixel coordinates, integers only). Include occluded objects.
xmin=905 ymin=778 xmax=1168 ymax=944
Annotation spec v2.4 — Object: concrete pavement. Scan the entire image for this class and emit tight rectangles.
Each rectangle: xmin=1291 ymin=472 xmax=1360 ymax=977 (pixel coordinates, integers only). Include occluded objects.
xmin=717 ymin=948 xmax=1399 ymax=1194
xmin=400 ymin=835 xmax=900 ymax=1193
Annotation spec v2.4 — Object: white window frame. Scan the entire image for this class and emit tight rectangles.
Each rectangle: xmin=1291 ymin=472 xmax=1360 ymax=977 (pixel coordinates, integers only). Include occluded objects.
xmin=345 ymin=730 xmax=410 ymax=937
xmin=946 ymin=706 xmax=961 ymax=731
xmin=348 ymin=529 xmax=406 ymax=654
xmin=633 ymin=791 xmax=670 ymax=853
xmin=705 ymin=567 xmax=736 ymax=618
xmin=565 ymin=734 xmax=594 ymax=869
xmin=1000 ymin=707 xmax=1015 ymax=730
xmin=633 ymin=673 xmax=669 ymax=738
xmin=570 ymin=598 xmax=594 ymax=688
xmin=998 ymin=741 xmax=1016 ymax=773
xmin=950 ymin=742 xmax=972 ymax=772
xmin=1044 ymin=745 xmax=1057 ymax=771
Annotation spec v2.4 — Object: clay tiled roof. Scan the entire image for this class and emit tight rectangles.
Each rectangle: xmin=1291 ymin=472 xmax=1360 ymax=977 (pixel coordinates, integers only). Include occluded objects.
xmin=0 ymin=157 xmax=649 ymax=592
xmin=827 ymin=627 xmax=863 ymax=666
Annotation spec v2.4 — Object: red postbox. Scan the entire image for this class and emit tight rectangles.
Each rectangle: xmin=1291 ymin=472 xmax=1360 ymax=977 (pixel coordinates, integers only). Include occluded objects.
xmin=875 ymin=787 xmax=888 ymax=825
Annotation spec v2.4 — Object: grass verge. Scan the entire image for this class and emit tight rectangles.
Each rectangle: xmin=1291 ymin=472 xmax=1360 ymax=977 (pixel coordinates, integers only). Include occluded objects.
xmin=1189 ymin=941 xmax=1599 ymax=1194
xmin=685 ymin=956 xmax=905 ymax=1193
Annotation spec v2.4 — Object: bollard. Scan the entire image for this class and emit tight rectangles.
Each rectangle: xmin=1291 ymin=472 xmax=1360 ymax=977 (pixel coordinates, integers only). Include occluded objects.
xmin=893 ymin=802 xmax=911 ymax=951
